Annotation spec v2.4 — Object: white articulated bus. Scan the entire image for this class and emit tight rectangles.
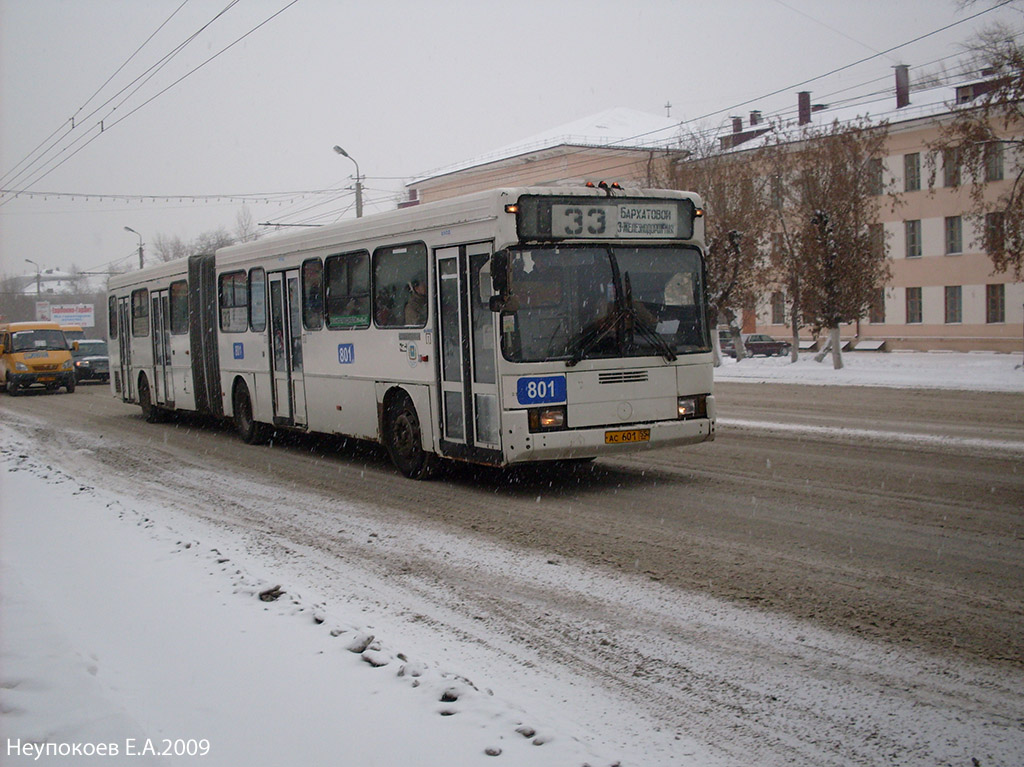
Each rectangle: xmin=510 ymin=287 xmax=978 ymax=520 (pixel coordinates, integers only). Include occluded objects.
xmin=107 ymin=185 xmax=715 ymax=478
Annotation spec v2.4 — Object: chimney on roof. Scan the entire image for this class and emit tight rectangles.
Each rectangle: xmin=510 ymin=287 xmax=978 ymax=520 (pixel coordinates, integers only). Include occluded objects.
xmin=750 ymin=110 xmax=762 ymax=126
xmin=731 ymin=116 xmax=743 ymax=133
xmin=895 ymin=64 xmax=910 ymax=108
xmin=798 ymin=91 xmax=811 ymax=125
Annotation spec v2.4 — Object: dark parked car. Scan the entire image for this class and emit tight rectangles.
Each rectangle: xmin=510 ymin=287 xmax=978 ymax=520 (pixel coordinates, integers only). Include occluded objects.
xmin=743 ymin=333 xmax=791 ymax=357
xmin=718 ymin=329 xmax=737 ymax=357
xmin=71 ymin=339 xmax=110 ymax=382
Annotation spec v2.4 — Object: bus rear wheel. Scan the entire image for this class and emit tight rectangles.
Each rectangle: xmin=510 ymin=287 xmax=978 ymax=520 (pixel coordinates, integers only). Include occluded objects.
xmin=384 ymin=393 xmax=437 ymax=480
xmin=234 ymin=382 xmax=269 ymax=445
xmin=138 ymin=376 xmax=163 ymax=423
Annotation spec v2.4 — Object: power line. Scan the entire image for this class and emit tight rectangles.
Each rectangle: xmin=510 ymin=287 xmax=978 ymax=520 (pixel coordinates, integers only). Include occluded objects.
xmin=1 ymin=1 xmax=243 ymax=192
xmin=0 ymin=0 xmax=297 ymax=203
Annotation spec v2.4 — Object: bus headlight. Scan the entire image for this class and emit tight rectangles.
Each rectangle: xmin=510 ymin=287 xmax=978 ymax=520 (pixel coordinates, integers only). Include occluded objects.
xmin=61 ymin=359 xmax=74 ymax=371
xmin=678 ymin=395 xmax=707 ymax=419
xmin=15 ymin=362 xmax=28 ymax=371
xmin=528 ymin=406 xmax=566 ymax=432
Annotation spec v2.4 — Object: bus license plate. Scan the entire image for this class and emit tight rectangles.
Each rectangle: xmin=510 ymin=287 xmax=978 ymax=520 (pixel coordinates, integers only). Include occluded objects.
xmin=605 ymin=428 xmax=650 ymax=445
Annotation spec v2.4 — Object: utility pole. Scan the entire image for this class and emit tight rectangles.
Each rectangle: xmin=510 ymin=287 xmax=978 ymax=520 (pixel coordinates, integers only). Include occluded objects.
xmin=333 ymin=145 xmax=363 ymax=218
xmin=25 ymin=259 xmax=41 ymax=295
xmin=124 ymin=226 xmax=144 ymax=268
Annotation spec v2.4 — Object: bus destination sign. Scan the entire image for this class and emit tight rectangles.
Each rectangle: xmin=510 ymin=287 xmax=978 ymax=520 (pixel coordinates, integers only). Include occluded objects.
xmin=516 ymin=195 xmax=695 ymax=241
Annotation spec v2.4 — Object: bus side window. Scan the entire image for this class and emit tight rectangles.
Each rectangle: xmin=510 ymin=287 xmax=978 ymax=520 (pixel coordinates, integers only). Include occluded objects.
xmin=219 ymin=272 xmax=247 ymax=332
xmin=325 ymin=251 xmax=370 ymax=329
xmin=302 ymin=258 xmax=323 ymax=330
xmin=108 ymin=296 xmax=118 ymax=338
xmin=131 ymin=288 xmax=150 ymax=337
xmin=249 ymin=268 xmax=267 ymax=332
xmin=373 ymin=242 xmax=427 ymax=328
xmin=169 ymin=280 xmax=189 ymax=334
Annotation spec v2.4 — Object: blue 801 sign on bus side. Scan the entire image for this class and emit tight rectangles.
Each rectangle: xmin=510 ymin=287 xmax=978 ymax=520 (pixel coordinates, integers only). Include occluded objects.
xmin=516 ymin=375 xmax=567 ymax=405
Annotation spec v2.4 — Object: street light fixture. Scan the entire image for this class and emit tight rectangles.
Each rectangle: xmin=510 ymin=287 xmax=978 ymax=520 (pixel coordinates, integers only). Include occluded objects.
xmin=25 ymin=258 xmax=41 ymax=296
xmin=124 ymin=226 xmax=144 ymax=269
xmin=332 ymin=145 xmax=363 ymax=218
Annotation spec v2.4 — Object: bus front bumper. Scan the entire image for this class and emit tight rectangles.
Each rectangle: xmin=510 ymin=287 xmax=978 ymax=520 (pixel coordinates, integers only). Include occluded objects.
xmin=504 ymin=412 xmax=716 ymax=464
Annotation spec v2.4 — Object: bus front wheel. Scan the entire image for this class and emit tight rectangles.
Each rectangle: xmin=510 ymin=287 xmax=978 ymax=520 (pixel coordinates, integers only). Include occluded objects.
xmin=384 ymin=393 xmax=437 ymax=480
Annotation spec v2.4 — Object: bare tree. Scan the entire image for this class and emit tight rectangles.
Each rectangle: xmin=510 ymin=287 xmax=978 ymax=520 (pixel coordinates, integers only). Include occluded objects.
xmin=670 ymin=130 xmax=775 ymax=364
xmin=234 ymin=205 xmax=260 ymax=243
xmin=774 ymin=117 xmax=894 ymax=369
xmin=152 ymin=233 xmax=190 ymax=263
xmin=928 ymin=23 xmax=1024 ymax=277
xmin=192 ymin=228 xmax=234 ymax=254
xmin=152 ymin=228 xmax=236 ymax=264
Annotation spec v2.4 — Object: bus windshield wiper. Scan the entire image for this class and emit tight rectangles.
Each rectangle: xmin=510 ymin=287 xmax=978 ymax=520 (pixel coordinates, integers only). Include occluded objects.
xmin=623 ymin=272 xmax=677 ymax=362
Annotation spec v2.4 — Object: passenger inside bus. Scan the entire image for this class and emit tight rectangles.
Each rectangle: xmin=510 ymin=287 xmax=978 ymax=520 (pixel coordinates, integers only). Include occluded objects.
xmin=404 ymin=275 xmax=427 ymax=325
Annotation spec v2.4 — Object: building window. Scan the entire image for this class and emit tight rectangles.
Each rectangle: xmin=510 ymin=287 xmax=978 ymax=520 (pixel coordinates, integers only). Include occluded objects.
xmin=943 ymin=147 xmax=961 ymax=187
xmin=904 ymin=152 xmax=921 ymax=192
xmin=944 ymin=286 xmax=962 ymax=324
xmin=905 ymin=220 xmax=922 ymax=258
xmin=906 ymin=287 xmax=922 ymax=324
xmin=944 ymin=216 xmax=963 ymax=254
xmin=301 ymin=258 xmax=324 ymax=330
xmin=868 ymin=223 xmax=884 ymax=259
xmin=867 ymin=158 xmax=884 ymax=196
xmin=984 ymin=141 xmax=1004 ymax=182
xmin=986 ymin=284 xmax=1005 ymax=324
xmin=985 ymin=211 xmax=1006 ymax=256
xmin=869 ymin=288 xmax=886 ymax=324
xmin=770 ymin=291 xmax=786 ymax=325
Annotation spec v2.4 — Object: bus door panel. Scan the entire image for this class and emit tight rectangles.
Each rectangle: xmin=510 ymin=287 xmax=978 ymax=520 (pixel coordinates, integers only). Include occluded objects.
xmin=117 ymin=296 xmax=133 ymax=400
xmin=436 ymin=243 xmax=500 ymax=453
xmin=150 ymin=290 xmax=174 ymax=405
xmin=467 ymin=245 xmax=499 ymax=448
xmin=268 ymin=271 xmax=307 ymax=427
xmin=437 ymin=251 xmax=465 ymax=443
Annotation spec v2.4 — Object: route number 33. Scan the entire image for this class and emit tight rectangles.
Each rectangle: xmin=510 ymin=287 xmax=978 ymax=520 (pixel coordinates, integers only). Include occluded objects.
xmin=559 ymin=206 xmax=607 ymax=236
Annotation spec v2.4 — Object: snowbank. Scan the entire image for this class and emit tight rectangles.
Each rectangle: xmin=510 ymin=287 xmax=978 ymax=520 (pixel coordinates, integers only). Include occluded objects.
xmin=714 ymin=350 xmax=1023 ymax=392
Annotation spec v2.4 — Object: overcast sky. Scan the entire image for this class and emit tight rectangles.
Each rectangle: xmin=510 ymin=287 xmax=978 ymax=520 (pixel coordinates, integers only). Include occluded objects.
xmin=1 ymin=0 xmax=1020 ymax=280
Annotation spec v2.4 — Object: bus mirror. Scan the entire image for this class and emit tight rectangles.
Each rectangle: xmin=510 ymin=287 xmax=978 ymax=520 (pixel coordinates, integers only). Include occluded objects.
xmin=491 ymin=252 xmax=509 ymax=295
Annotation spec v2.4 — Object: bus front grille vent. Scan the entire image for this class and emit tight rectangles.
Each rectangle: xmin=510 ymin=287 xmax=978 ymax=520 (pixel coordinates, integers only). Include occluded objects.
xmin=599 ymin=371 xmax=649 ymax=385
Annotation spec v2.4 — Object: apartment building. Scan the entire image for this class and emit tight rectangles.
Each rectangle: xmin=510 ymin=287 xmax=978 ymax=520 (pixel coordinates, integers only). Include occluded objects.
xmin=742 ymin=70 xmax=1022 ymax=352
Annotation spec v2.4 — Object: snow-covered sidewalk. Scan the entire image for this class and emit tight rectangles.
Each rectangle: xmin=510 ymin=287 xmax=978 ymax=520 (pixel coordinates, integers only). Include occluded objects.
xmin=0 ymin=446 xmax=623 ymax=767
xmin=714 ymin=349 xmax=1023 ymax=391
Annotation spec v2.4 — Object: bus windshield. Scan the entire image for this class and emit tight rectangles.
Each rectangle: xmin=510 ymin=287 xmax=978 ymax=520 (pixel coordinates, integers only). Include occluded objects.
xmin=500 ymin=245 xmax=709 ymax=364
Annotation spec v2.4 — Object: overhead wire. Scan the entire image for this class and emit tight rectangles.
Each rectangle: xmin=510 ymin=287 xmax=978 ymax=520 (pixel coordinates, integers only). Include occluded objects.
xmin=0 ymin=0 xmax=192 ymax=188
xmin=0 ymin=0 xmax=297 ymax=203
xmin=1 ymin=0 xmax=243 ymax=193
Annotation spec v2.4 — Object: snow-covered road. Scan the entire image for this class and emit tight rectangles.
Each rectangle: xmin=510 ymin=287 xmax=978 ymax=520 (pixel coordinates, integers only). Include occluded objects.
xmin=3 ymin=352 xmax=1023 ymax=765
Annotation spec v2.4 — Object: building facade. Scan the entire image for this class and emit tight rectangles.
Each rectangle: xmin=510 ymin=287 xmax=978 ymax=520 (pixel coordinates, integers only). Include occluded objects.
xmin=742 ymin=74 xmax=1022 ymax=353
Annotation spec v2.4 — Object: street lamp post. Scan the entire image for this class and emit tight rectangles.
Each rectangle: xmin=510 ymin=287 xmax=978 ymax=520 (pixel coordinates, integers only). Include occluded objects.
xmin=332 ymin=145 xmax=363 ymax=218
xmin=24 ymin=259 xmax=41 ymax=295
xmin=124 ymin=226 xmax=144 ymax=269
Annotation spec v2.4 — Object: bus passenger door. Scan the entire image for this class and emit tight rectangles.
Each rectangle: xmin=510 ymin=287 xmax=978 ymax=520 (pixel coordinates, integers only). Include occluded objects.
xmin=117 ymin=296 xmax=133 ymax=400
xmin=150 ymin=290 xmax=174 ymax=405
xmin=268 ymin=270 xmax=307 ymax=427
xmin=436 ymin=243 xmax=500 ymax=457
